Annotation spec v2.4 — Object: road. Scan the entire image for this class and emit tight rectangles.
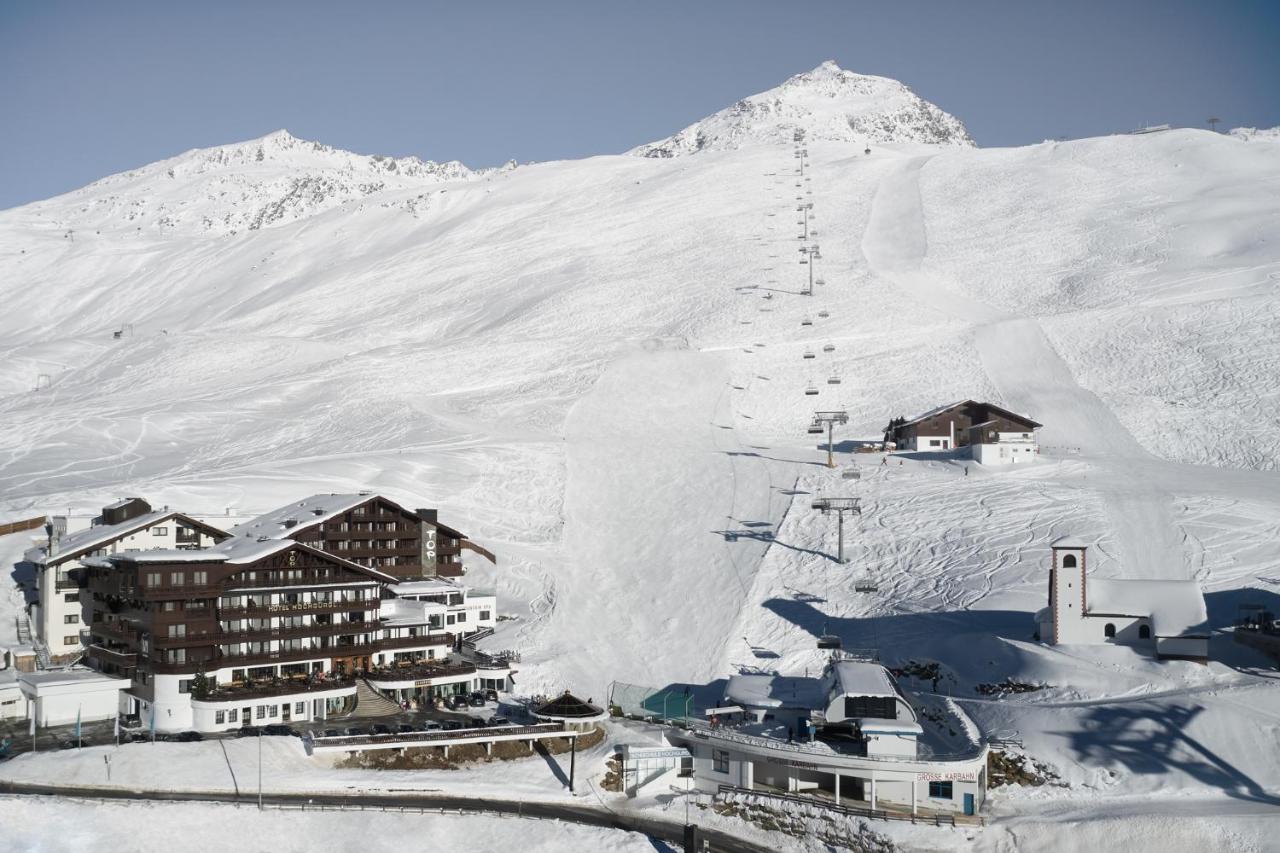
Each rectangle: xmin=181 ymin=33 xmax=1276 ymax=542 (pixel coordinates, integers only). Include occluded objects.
xmin=0 ymin=779 xmax=775 ymax=853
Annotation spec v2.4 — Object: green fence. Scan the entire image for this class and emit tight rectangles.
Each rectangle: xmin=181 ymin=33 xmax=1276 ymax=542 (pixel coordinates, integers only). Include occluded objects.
xmin=608 ymin=681 xmax=700 ymax=723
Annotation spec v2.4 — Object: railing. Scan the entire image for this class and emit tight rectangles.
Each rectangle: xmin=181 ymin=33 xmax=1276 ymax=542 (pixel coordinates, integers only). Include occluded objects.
xmin=87 ymin=644 xmax=137 ymax=666
xmin=715 ymin=785 xmax=984 ymax=826
xmin=217 ymin=600 xmax=377 ymax=618
xmin=367 ymin=661 xmax=477 ymax=683
xmin=678 ymin=720 xmax=986 ymax=764
xmin=92 ymin=621 xmax=144 ymax=643
xmin=224 ymin=575 xmax=381 ymax=591
xmin=311 ymin=721 xmax=565 ymax=750
xmin=195 ymin=675 xmax=357 ymax=703
xmin=154 ymin=620 xmax=396 ymax=648
xmin=55 ymin=578 xmax=82 ymax=592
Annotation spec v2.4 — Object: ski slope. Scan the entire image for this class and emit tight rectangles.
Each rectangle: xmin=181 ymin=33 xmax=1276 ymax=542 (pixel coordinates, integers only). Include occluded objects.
xmin=3 ymin=62 xmax=1280 ymax=847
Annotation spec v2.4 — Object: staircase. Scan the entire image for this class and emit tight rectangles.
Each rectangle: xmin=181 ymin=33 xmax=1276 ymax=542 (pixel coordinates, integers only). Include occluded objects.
xmin=347 ymin=678 xmax=403 ymax=718
xmin=15 ymin=615 xmax=32 ymax=645
xmin=32 ymin=641 xmax=52 ymax=670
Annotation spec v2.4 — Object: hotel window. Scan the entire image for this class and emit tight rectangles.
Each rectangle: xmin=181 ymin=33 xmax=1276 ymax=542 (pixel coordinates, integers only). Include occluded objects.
xmin=64 ymin=614 xmax=79 ymax=624
xmin=295 ymin=702 xmax=305 ymax=715
xmin=63 ymin=635 xmax=78 ymax=646
xmin=456 ymin=612 xmax=466 ymax=623
xmin=170 ymin=571 xmax=185 ymax=586
xmin=64 ymin=592 xmax=79 ymax=603
xmin=178 ymin=679 xmax=192 ymax=694
xmin=193 ymin=571 xmax=208 ymax=585
xmin=215 ymin=711 xmax=226 ymax=724
xmin=928 ymin=781 xmax=953 ymax=799
xmin=227 ymin=710 xmax=238 ymax=723
xmin=270 ymin=705 xmax=279 ymax=717
xmin=152 ymin=527 xmax=168 ymax=536
xmin=256 ymin=706 xmax=267 ymax=720
xmin=145 ymin=572 xmax=162 ymax=588
xmin=712 ymin=750 xmax=730 ymax=774
xmin=168 ymin=624 xmax=186 ymax=638
xmin=479 ymin=610 xmax=491 ymax=621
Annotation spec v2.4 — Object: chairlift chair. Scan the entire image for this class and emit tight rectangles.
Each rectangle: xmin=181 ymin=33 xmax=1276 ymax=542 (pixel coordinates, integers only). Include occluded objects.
xmin=817 ymin=634 xmax=843 ymax=650
xmin=854 ymin=580 xmax=879 ymax=593
xmin=841 ymin=467 xmax=861 ymax=480
xmin=803 ymin=350 xmax=816 ymax=359
xmin=801 ymin=317 xmax=813 ymax=326
xmin=823 ymin=343 xmax=836 ymax=353
xmin=818 ymin=310 xmax=830 ymax=318
xmin=804 ymin=383 xmax=820 ymax=396
xmin=807 ymin=422 xmax=825 ymax=435
xmin=827 ymin=373 xmax=842 ymax=385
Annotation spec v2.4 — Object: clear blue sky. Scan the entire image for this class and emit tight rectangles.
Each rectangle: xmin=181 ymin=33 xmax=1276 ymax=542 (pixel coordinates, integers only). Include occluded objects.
xmin=2 ymin=0 xmax=1278 ymax=209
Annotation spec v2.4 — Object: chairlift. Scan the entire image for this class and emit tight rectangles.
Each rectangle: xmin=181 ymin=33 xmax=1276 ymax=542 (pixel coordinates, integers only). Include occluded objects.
xmin=799 ymin=258 xmax=808 ymax=265
xmin=816 ymin=278 xmax=826 ymax=287
xmin=800 ymin=317 xmax=813 ymax=326
xmin=827 ymin=374 xmax=842 ymax=385
xmin=841 ymin=467 xmax=861 ymax=480
xmin=807 ymin=422 xmax=825 ymax=435
xmin=804 ymin=383 xmax=820 ymax=396
xmin=817 ymin=634 xmax=843 ymax=650
xmin=823 ymin=343 xmax=836 ymax=353
xmin=803 ymin=350 xmax=816 ymax=359
xmin=818 ymin=310 xmax=830 ymax=318
xmin=854 ymin=580 xmax=879 ymax=593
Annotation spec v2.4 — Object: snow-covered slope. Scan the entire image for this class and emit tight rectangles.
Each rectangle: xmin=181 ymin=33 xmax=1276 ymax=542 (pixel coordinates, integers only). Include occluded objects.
xmin=630 ymin=60 xmax=973 ymax=157
xmin=11 ymin=129 xmax=486 ymax=237
xmin=3 ymin=66 xmax=1280 ymax=844
xmin=1229 ymin=126 xmax=1280 ymax=142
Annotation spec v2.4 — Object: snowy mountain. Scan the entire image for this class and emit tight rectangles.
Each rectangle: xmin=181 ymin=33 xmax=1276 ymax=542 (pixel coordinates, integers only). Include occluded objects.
xmin=11 ymin=129 xmax=486 ymax=236
xmin=630 ymin=60 xmax=974 ymax=157
xmin=3 ymin=65 xmax=1280 ymax=848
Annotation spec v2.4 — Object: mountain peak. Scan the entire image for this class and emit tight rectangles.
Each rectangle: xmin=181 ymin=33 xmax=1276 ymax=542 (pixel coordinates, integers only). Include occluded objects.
xmin=630 ymin=62 xmax=974 ymax=157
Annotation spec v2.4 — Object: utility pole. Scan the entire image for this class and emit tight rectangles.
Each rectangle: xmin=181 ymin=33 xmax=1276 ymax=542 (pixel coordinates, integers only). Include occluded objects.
xmin=811 ymin=497 xmax=861 ymax=563
xmin=1207 ymin=117 xmax=1221 ymax=132
xmin=258 ymin=731 xmax=264 ymax=810
xmin=799 ymin=244 xmax=821 ymax=296
xmin=808 ymin=411 xmax=849 ymax=467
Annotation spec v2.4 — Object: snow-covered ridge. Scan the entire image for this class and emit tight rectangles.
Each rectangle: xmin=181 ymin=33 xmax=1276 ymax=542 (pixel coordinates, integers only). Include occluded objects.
xmin=7 ymin=129 xmax=492 ymax=236
xmin=630 ymin=60 xmax=974 ymax=157
xmin=1229 ymin=126 xmax=1280 ymax=142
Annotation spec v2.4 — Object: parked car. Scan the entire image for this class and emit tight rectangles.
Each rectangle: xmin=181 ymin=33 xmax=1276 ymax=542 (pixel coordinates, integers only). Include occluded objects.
xmin=488 ymin=716 xmax=514 ymax=728
xmin=467 ymin=692 xmax=487 ymax=707
xmin=128 ymin=732 xmax=151 ymax=743
xmin=236 ymin=727 xmax=262 ymax=738
xmin=484 ymin=688 xmax=500 ymax=702
xmin=466 ymin=716 xmax=486 ymax=729
xmin=174 ymin=731 xmax=204 ymax=742
xmin=440 ymin=720 xmax=463 ymax=731
xmin=421 ymin=721 xmax=443 ymax=732
xmin=344 ymin=726 xmax=367 ymax=737
xmin=263 ymin=724 xmax=299 ymax=737
xmin=322 ymin=729 xmax=341 ymax=739
xmin=396 ymin=723 xmax=417 ymax=734
xmin=369 ymin=723 xmax=392 ymax=736
xmin=445 ymin=695 xmax=468 ymax=711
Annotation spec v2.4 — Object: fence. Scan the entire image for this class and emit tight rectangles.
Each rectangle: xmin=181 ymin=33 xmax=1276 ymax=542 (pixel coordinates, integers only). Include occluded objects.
xmin=716 ymin=784 xmax=985 ymax=827
xmin=608 ymin=681 xmax=698 ymax=723
xmin=0 ymin=515 xmax=45 ymax=537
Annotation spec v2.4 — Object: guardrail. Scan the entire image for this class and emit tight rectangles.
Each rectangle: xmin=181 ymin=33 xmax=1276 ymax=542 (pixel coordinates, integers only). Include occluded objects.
xmin=716 ymin=784 xmax=984 ymax=827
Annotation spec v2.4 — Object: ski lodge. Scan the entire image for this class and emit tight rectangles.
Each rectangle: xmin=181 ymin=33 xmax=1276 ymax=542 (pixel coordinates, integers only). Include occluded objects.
xmin=622 ymin=654 xmax=989 ymax=818
xmin=1035 ymin=537 xmax=1209 ymax=661
xmin=884 ymin=400 xmax=1040 ymax=465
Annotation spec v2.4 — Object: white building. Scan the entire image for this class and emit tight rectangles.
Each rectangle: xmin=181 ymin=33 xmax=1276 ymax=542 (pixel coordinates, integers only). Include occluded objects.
xmin=24 ymin=498 xmax=227 ymax=663
xmin=657 ymin=656 xmax=987 ymax=817
xmin=19 ymin=669 xmax=127 ymax=727
xmin=1035 ymin=537 xmax=1209 ymax=661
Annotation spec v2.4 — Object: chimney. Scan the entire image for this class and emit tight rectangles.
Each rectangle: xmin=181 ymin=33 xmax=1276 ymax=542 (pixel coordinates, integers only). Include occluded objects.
xmin=45 ymin=520 xmax=57 ymax=558
xmin=417 ymin=508 xmax=438 ymax=523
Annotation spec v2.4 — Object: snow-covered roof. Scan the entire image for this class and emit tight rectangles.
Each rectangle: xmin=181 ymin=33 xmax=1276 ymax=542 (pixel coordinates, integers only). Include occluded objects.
xmin=229 ymin=493 xmax=374 ymax=540
xmin=1051 ymin=536 xmax=1091 ymax=549
xmin=901 ymin=400 xmax=969 ymax=428
xmin=19 ymin=669 xmax=128 ymax=689
xmin=1088 ymin=578 xmax=1208 ymax=637
xmin=856 ymin=718 xmax=923 ymax=734
xmin=829 ymin=661 xmax=898 ymax=699
xmin=102 ymin=537 xmax=398 ymax=582
xmin=725 ymin=674 xmax=825 ymax=710
xmin=24 ymin=510 xmax=226 ymax=566
xmin=389 ymin=578 xmax=466 ymax=597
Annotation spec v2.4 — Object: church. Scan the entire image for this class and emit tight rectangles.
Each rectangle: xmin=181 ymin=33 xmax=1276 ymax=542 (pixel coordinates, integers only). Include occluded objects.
xmin=1035 ymin=537 xmax=1209 ymax=662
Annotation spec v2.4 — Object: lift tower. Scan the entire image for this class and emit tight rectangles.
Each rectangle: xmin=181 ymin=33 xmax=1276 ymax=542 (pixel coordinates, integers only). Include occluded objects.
xmin=811 ymin=497 xmax=861 ymax=564
xmin=807 ymin=410 xmax=849 ymax=467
